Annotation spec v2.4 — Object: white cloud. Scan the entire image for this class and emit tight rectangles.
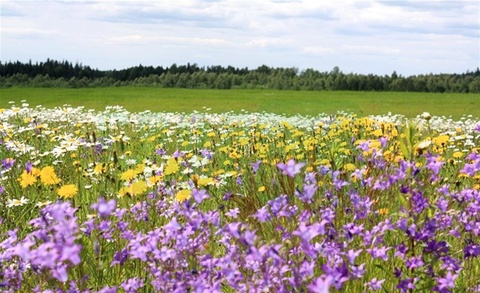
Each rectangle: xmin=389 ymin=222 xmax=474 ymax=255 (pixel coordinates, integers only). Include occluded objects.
xmin=106 ymin=34 xmax=233 ymax=47
xmin=246 ymin=38 xmax=289 ymax=48
xmin=341 ymin=45 xmax=400 ymax=56
xmin=0 ymin=0 xmax=478 ymax=75
xmin=301 ymin=46 xmax=335 ymax=55
xmin=1 ymin=28 xmax=62 ymax=38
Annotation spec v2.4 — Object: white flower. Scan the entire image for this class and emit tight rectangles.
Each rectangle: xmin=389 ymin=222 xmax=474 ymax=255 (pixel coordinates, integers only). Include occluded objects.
xmin=416 ymin=140 xmax=432 ymax=150
xmin=36 ymin=200 xmax=52 ymax=208
xmin=6 ymin=196 xmax=29 ymax=208
xmin=421 ymin=112 xmax=431 ymax=121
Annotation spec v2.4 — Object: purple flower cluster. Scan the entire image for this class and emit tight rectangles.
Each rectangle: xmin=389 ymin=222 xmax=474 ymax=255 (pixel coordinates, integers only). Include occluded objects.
xmin=2 ymin=148 xmax=480 ymax=292
xmin=1 ymin=202 xmax=81 ymax=290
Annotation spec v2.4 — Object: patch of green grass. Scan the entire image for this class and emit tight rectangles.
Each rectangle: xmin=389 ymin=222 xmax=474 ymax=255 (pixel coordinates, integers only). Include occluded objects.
xmin=1 ymin=87 xmax=480 ymax=118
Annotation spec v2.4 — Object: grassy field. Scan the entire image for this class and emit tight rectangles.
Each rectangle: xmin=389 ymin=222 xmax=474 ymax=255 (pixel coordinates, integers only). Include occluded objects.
xmin=1 ymin=87 xmax=480 ymax=118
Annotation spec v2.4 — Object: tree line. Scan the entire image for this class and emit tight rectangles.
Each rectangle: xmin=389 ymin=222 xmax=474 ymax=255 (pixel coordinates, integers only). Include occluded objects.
xmin=1 ymin=59 xmax=479 ymax=93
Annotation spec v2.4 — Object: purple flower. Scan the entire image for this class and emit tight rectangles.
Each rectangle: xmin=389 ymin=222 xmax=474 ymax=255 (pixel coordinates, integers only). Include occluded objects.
xmin=91 ymin=197 xmax=116 ymax=218
xmin=396 ymin=277 xmax=417 ymax=292
xmin=155 ymin=148 xmax=166 ymax=155
xmin=350 ymin=264 xmax=365 ymax=279
xmin=474 ymin=124 xmax=480 ymax=132
xmin=1 ymin=158 xmax=15 ymax=169
xmin=346 ymin=249 xmax=362 ymax=264
xmin=395 ymin=243 xmax=408 ymax=258
xmin=95 ymin=286 xmax=117 ymax=293
xmin=367 ymin=246 xmax=391 ymax=261
xmin=235 ymin=175 xmax=242 ymax=185
xmin=111 ymin=249 xmax=128 ymax=266
xmin=254 ymin=206 xmax=271 ymax=223
xmin=366 ymin=278 xmax=385 ymax=291
xmin=192 ymin=188 xmax=210 ymax=204
xmin=436 ymin=271 xmax=457 ymax=291
xmin=277 ymin=159 xmax=305 ymax=177
xmin=121 ymin=277 xmax=144 ymax=293
xmin=332 ymin=171 xmax=349 ymax=189
xmin=225 ymin=208 xmax=239 ymax=218
xmin=226 ymin=222 xmax=242 ymax=239
xmin=172 ymin=149 xmax=184 ymax=158
xmin=199 ymin=148 xmax=213 ymax=159
xmin=250 ymin=160 xmax=262 ymax=173
xmin=295 ymin=183 xmax=317 ymax=203
xmin=406 ymin=256 xmax=424 ymax=270
xmin=293 ymin=221 xmax=326 ymax=243
xmin=25 ymin=161 xmax=33 ymax=173
xmin=308 ymin=275 xmax=333 ymax=293
xmin=425 ymin=153 xmax=444 ymax=175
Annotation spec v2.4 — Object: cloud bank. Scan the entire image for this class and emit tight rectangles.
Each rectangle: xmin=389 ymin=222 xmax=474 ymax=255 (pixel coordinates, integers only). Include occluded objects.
xmin=1 ymin=0 xmax=478 ymax=75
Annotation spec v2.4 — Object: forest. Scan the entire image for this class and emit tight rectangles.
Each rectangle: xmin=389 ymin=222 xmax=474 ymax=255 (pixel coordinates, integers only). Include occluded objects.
xmin=1 ymin=59 xmax=479 ymax=93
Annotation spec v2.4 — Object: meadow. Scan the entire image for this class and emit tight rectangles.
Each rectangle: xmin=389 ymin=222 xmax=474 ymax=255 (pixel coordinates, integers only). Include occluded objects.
xmin=1 ymin=93 xmax=480 ymax=292
xmin=2 ymin=87 xmax=480 ymax=118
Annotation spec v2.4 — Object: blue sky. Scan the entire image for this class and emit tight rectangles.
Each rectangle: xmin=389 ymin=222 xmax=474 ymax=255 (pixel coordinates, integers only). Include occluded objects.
xmin=1 ymin=0 xmax=478 ymax=76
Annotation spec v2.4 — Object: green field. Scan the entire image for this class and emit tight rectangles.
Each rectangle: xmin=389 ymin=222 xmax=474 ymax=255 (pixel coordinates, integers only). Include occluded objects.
xmin=1 ymin=87 xmax=480 ymax=118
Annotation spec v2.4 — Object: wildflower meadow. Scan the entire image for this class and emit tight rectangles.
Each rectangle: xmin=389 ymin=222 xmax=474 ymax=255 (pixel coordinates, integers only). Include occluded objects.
xmin=2 ymin=101 xmax=480 ymax=292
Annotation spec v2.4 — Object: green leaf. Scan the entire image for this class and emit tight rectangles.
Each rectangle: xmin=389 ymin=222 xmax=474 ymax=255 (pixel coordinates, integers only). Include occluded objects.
xmin=398 ymin=193 xmax=409 ymax=210
xmin=398 ymin=139 xmax=410 ymax=159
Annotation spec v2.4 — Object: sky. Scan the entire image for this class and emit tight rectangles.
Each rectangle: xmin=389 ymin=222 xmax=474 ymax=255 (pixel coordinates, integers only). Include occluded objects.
xmin=1 ymin=0 xmax=479 ymax=76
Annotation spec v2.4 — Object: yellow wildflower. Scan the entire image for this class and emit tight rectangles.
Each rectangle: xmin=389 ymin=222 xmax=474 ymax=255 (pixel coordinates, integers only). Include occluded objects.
xmin=433 ymin=135 xmax=449 ymax=147
xmin=164 ymin=158 xmax=180 ymax=175
xmin=40 ymin=166 xmax=61 ymax=185
xmin=19 ymin=170 xmax=37 ymax=188
xmin=378 ymin=208 xmax=389 ymax=216
xmin=148 ymin=175 xmax=162 ymax=185
xmin=120 ymin=169 xmax=136 ymax=181
xmin=94 ymin=163 xmax=106 ymax=174
xmin=198 ymin=177 xmax=215 ymax=186
xmin=343 ymin=163 xmax=356 ymax=172
xmin=57 ymin=184 xmax=78 ymax=198
xmin=134 ymin=163 xmax=145 ymax=175
xmin=119 ymin=180 xmax=148 ymax=197
xmin=452 ymin=152 xmax=464 ymax=159
xmin=175 ymin=189 xmax=192 ymax=202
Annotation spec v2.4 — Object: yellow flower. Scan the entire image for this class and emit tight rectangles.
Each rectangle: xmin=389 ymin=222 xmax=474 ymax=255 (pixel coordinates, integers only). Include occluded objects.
xmin=258 ymin=186 xmax=266 ymax=192
xmin=378 ymin=208 xmax=389 ymax=216
xmin=40 ymin=166 xmax=61 ymax=185
xmin=452 ymin=151 xmax=464 ymax=159
xmin=148 ymin=175 xmax=162 ymax=185
xmin=175 ymin=189 xmax=192 ymax=202
xmin=371 ymin=129 xmax=383 ymax=137
xmin=19 ymin=170 xmax=37 ymax=188
xmin=119 ymin=180 xmax=148 ymax=197
xmin=198 ymin=177 xmax=214 ymax=186
xmin=433 ymin=135 xmax=449 ymax=147
xmin=343 ymin=163 xmax=356 ymax=172
xmin=57 ymin=184 xmax=78 ymax=198
xmin=164 ymin=158 xmax=180 ymax=175
xmin=94 ymin=163 xmax=106 ymax=174
xmin=120 ymin=169 xmax=136 ymax=181
xmin=134 ymin=163 xmax=145 ymax=175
